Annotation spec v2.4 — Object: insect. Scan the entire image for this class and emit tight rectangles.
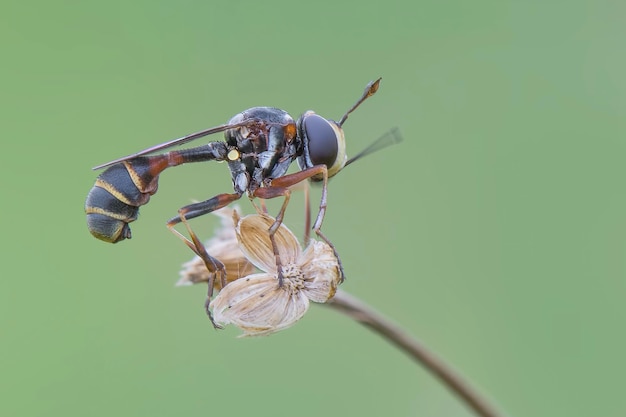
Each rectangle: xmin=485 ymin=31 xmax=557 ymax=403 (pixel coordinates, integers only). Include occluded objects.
xmin=85 ymin=78 xmax=399 ymax=323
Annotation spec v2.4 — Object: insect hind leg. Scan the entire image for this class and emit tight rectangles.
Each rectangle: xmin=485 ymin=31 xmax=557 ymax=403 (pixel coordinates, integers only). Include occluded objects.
xmin=167 ymin=192 xmax=243 ymax=225
xmin=167 ymin=192 xmax=242 ymax=328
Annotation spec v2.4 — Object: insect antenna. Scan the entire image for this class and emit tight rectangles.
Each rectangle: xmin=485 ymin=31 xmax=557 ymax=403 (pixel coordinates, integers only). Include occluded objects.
xmin=344 ymin=127 xmax=403 ymax=168
xmin=337 ymin=78 xmax=382 ymax=127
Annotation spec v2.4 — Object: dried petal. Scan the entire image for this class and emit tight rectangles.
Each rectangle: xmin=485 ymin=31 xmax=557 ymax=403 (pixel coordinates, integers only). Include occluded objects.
xmin=181 ymin=211 xmax=343 ymax=336
xmin=235 ymin=214 xmax=301 ymax=273
xmin=177 ymin=246 xmax=255 ymax=289
xmin=299 ymin=240 xmax=341 ymax=303
xmin=211 ymin=273 xmax=310 ymax=336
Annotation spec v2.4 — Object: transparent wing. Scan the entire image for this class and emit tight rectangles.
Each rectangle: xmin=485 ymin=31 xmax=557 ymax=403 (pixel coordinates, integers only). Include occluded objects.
xmin=92 ymin=119 xmax=260 ymax=170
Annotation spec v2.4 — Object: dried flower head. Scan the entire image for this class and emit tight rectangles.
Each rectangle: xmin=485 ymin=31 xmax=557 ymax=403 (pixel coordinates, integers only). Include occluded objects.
xmin=176 ymin=206 xmax=255 ymax=289
xmin=211 ymin=213 xmax=342 ymax=337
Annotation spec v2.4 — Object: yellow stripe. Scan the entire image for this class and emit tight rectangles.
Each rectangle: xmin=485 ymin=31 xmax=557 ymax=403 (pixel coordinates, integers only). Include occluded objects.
xmin=125 ymin=161 xmax=148 ymax=192
xmin=85 ymin=205 xmax=131 ymax=221
xmin=94 ymin=178 xmax=134 ymax=205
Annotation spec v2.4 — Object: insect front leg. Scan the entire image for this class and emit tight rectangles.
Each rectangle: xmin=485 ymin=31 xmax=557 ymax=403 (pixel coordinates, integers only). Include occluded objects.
xmin=269 ymin=165 xmax=345 ymax=282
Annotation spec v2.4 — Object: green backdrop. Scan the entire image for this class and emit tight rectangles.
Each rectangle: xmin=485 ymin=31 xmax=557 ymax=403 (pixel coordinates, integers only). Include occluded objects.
xmin=2 ymin=1 xmax=625 ymax=416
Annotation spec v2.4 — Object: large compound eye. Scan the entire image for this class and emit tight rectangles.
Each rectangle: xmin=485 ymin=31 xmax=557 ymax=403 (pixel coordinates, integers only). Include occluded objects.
xmin=297 ymin=112 xmax=347 ymax=180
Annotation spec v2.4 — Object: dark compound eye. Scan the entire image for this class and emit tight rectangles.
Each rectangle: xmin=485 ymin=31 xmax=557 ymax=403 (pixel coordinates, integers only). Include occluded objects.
xmin=297 ymin=112 xmax=347 ymax=180
xmin=304 ymin=114 xmax=339 ymax=167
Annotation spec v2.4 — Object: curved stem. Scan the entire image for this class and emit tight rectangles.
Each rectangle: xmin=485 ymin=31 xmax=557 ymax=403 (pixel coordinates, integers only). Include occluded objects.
xmin=326 ymin=290 xmax=506 ymax=417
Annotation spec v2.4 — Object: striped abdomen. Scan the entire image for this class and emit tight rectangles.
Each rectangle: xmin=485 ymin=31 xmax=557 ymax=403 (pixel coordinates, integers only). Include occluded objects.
xmin=85 ymin=157 xmax=163 ymax=243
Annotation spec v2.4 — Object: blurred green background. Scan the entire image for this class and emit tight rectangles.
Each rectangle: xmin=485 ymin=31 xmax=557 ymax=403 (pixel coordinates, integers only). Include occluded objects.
xmin=2 ymin=0 xmax=625 ymax=416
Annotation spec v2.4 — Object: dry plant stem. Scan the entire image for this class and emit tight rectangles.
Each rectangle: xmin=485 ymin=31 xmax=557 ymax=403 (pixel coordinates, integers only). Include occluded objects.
xmin=326 ymin=290 xmax=505 ymax=417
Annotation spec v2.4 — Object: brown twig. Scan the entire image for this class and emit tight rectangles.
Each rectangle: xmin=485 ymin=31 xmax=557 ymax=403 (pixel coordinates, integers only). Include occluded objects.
xmin=326 ymin=289 xmax=506 ymax=417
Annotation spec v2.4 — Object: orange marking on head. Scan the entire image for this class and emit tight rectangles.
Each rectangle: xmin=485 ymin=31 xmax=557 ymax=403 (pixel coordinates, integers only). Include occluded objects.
xmin=284 ymin=122 xmax=297 ymax=142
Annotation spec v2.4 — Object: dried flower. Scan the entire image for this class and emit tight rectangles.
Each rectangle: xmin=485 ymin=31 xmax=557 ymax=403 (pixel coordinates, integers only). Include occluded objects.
xmin=211 ymin=213 xmax=342 ymax=337
xmin=176 ymin=206 xmax=255 ymax=289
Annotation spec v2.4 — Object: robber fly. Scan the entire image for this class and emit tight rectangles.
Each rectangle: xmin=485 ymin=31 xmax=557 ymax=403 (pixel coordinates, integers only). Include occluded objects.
xmin=85 ymin=78 xmax=400 ymax=324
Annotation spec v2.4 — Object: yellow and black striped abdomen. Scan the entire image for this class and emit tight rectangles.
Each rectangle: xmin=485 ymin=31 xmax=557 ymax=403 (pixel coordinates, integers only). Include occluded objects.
xmin=85 ymin=158 xmax=159 ymax=243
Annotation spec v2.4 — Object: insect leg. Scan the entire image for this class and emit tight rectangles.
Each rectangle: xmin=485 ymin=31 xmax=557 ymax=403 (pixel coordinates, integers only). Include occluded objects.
xmin=175 ymin=213 xmax=225 ymax=329
xmin=167 ymin=193 xmax=242 ymax=328
xmin=270 ymin=165 xmax=328 ymax=232
xmin=303 ymin=181 xmax=311 ymax=247
xmin=257 ymin=166 xmax=345 ymax=282
xmin=252 ymin=186 xmax=292 ymax=286
xmin=166 ymin=193 xmax=242 ymax=261
xmin=167 ymin=192 xmax=243 ymax=225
